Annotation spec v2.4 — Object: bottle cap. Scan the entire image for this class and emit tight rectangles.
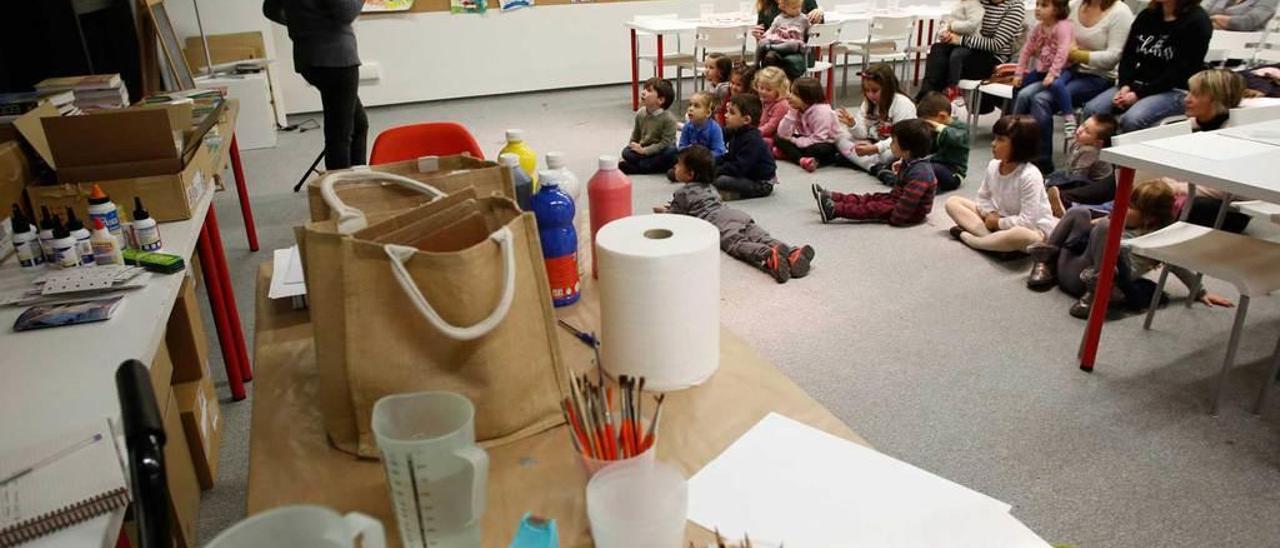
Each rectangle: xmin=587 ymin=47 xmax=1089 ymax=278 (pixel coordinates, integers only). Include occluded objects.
xmin=40 ymin=206 xmax=54 ymax=230
xmin=545 ymin=151 xmax=565 ymax=169
xmin=537 ymin=170 xmax=559 ymax=187
xmin=133 ymin=197 xmax=151 ymax=221
xmin=88 ymin=184 xmax=110 ymax=205
xmin=64 ymin=207 xmax=84 ymax=231
xmin=598 ymin=156 xmax=619 ymax=171
xmin=93 ymin=217 xmax=106 ymax=231
xmin=498 ymin=153 xmax=520 ymax=167
xmin=505 ymin=129 xmax=524 ymax=142
xmin=53 ymin=223 xmax=70 ymax=239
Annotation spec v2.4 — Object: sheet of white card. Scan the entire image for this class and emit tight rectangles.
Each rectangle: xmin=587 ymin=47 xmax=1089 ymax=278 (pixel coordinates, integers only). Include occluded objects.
xmin=687 ymin=413 xmax=1044 ymax=547
xmin=268 ymin=246 xmax=307 ymax=299
xmin=1147 ymin=132 xmax=1275 ymax=160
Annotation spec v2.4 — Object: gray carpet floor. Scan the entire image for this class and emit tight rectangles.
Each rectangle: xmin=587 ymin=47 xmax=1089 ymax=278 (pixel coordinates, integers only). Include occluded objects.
xmin=196 ymin=83 xmax=1280 ymax=547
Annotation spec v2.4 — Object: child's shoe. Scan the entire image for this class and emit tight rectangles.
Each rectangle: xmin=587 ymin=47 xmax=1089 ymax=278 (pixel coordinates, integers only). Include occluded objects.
xmin=812 ymin=185 xmax=835 ymax=223
xmin=949 ymin=225 xmax=965 ymax=240
xmin=799 ymin=157 xmax=818 ymax=173
xmin=1062 ymin=114 xmax=1078 ymax=141
xmin=788 ymin=245 xmax=816 ymax=278
xmin=763 ymin=245 xmax=792 ymax=283
xmin=872 ymin=163 xmax=897 ymax=186
xmin=772 ymin=146 xmax=785 ymax=160
xmin=1026 ymin=242 xmax=1059 ymax=291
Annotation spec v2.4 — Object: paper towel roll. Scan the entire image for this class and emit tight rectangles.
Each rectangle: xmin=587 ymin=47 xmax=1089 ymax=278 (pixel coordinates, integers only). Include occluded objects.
xmin=596 ymin=214 xmax=720 ymax=391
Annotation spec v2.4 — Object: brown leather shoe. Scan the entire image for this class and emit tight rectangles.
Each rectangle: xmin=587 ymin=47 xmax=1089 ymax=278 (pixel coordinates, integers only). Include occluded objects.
xmin=1028 ymin=261 xmax=1056 ymax=291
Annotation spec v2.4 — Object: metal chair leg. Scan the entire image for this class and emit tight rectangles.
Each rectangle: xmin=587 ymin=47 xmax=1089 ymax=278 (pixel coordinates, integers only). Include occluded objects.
xmin=1213 ymin=295 xmax=1251 ymax=415
xmin=1252 ymin=333 xmax=1280 ymax=414
xmin=841 ymin=52 xmax=849 ymax=98
xmin=1144 ymin=265 xmax=1171 ymax=330
xmin=1188 ymin=196 xmax=1235 ymax=308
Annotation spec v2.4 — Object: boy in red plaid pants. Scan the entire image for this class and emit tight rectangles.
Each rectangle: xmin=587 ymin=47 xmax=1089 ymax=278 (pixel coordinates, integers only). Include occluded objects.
xmin=812 ymin=119 xmax=938 ymax=226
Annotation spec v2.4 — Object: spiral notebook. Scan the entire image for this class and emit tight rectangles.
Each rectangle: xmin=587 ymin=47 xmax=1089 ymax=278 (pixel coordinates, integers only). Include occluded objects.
xmin=0 ymin=420 xmax=129 ymax=546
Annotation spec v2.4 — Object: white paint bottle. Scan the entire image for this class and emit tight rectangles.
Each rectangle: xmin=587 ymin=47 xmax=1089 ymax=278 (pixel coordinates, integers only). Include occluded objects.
xmin=131 ymin=197 xmax=162 ymax=251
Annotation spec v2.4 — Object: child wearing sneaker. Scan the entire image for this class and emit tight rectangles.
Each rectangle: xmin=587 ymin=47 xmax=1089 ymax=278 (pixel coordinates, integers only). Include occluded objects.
xmin=775 ymin=77 xmax=843 ymax=172
xmin=620 ymin=77 xmax=680 ymax=175
xmin=835 ymin=64 xmax=917 ymax=177
xmin=916 ymin=91 xmax=970 ymax=192
xmin=812 ymin=119 xmax=938 ymax=226
xmin=656 ymin=145 xmax=815 ymax=283
xmin=715 ymin=93 xmax=778 ymax=199
xmin=1045 ymin=113 xmax=1117 ymax=216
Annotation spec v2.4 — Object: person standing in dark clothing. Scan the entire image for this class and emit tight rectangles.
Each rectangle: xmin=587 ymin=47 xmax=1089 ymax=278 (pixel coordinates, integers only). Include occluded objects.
xmin=264 ymin=0 xmax=368 ymax=170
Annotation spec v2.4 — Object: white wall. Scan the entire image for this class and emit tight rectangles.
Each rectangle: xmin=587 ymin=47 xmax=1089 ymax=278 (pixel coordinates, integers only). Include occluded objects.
xmin=175 ymin=0 xmax=766 ymax=115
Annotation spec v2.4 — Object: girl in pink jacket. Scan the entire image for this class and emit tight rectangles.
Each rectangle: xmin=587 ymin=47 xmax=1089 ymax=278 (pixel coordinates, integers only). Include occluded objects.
xmin=774 ymin=77 xmax=843 ymax=172
xmin=753 ymin=67 xmax=792 ymax=151
xmin=1013 ymin=0 xmax=1076 ymax=134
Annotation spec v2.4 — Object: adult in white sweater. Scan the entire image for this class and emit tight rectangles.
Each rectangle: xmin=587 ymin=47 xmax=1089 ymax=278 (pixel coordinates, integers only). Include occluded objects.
xmin=946 ymin=116 xmax=1058 ymax=253
xmin=1013 ymin=0 xmax=1133 ymax=172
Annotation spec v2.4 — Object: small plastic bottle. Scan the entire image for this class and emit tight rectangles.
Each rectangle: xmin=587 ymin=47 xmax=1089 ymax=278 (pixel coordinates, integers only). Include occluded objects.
xmin=531 ymin=171 xmax=580 ymax=307
xmin=10 ymin=205 xmax=43 ymax=268
xmin=87 ymin=184 xmax=125 ymax=250
xmin=38 ymin=206 xmax=57 ymax=265
xmin=587 ymin=156 xmax=633 ymax=278
xmin=64 ymin=207 xmax=94 ymax=267
xmin=49 ymin=222 xmax=79 ymax=269
xmin=546 ymin=152 xmax=590 ymax=279
xmin=131 ymin=197 xmax=162 ymax=251
xmin=499 ymin=129 xmax=539 ymax=189
xmin=91 ymin=217 xmax=124 ymax=266
xmin=499 ymin=153 xmax=535 ymax=211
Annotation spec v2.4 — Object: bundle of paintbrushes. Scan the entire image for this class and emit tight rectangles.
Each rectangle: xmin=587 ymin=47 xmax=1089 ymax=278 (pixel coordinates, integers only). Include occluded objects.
xmin=561 ymin=371 xmax=666 ymax=466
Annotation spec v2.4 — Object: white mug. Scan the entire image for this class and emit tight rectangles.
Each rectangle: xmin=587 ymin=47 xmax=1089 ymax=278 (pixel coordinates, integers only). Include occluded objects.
xmin=204 ymin=505 xmax=386 ymax=548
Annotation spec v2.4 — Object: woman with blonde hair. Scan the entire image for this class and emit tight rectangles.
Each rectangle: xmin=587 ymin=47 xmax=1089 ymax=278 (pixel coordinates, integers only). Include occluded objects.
xmin=1184 ymin=68 xmax=1247 ymax=131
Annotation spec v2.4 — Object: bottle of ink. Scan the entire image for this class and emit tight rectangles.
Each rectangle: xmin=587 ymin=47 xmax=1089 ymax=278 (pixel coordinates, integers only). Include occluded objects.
xmin=38 ymin=206 xmax=57 ymax=266
xmin=49 ymin=221 xmax=79 ymax=269
xmin=11 ymin=205 xmax=43 ymax=268
xmin=64 ymin=207 xmax=94 ymax=267
xmin=87 ymin=184 xmax=125 ymax=249
xmin=131 ymin=197 xmax=162 ymax=251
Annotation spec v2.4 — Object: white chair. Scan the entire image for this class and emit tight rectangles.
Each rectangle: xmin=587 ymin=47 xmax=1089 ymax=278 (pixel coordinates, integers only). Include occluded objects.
xmin=1127 ymin=223 xmax=1280 ymax=414
xmin=836 ymin=15 xmax=917 ymax=96
xmin=803 ymin=23 xmax=843 ymax=99
xmin=636 ymin=14 xmax=689 ymax=79
xmin=670 ymin=25 xmax=751 ymax=106
xmin=1253 ymin=15 xmax=1280 ymax=64
xmin=1229 ymin=103 xmax=1280 ymax=126
xmin=956 ymin=79 xmax=1015 ymax=141
xmin=1206 ymin=29 xmax=1266 ymax=67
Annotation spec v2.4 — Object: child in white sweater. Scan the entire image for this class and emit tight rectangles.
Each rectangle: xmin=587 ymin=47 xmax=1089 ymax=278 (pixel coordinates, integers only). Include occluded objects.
xmin=836 ymin=64 xmax=917 ymax=178
xmin=945 ymin=115 xmax=1057 ymax=254
xmin=945 ymin=0 xmax=985 ymax=36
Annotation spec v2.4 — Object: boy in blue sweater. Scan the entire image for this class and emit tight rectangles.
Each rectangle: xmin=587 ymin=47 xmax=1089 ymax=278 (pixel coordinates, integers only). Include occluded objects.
xmin=667 ymin=91 xmax=726 ymax=181
xmin=713 ymin=93 xmax=778 ymax=199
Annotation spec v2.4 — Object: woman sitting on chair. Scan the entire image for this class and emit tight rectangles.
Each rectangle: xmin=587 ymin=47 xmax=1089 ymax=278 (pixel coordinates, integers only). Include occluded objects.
xmin=917 ymin=0 xmax=1027 ymax=110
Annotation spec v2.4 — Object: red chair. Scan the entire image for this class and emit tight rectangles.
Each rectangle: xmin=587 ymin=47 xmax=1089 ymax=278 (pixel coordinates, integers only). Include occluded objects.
xmin=368 ymin=122 xmax=486 ymax=165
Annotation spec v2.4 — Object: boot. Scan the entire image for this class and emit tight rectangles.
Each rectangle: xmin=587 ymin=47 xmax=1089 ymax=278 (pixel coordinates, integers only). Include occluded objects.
xmin=1025 ymin=243 xmax=1059 ymax=291
xmin=1070 ymin=268 xmax=1098 ymax=319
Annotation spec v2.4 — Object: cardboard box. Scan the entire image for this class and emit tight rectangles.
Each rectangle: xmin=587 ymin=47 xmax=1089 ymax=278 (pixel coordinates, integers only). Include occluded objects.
xmin=151 ymin=341 xmax=175 ymax=414
xmin=36 ymin=105 xmax=192 ymax=183
xmin=168 ymin=275 xmax=211 ymax=384
xmin=0 ymin=141 xmax=32 ymax=210
xmin=174 ymin=375 xmax=222 ymax=490
xmin=162 ymin=386 xmax=201 ymax=548
xmin=25 ymin=143 xmax=211 ymax=223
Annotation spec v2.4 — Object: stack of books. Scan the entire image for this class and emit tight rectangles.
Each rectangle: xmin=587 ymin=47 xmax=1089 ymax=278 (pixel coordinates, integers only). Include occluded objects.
xmin=0 ymin=90 xmax=79 ymax=123
xmin=34 ymin=74 xmax=129 ymax=112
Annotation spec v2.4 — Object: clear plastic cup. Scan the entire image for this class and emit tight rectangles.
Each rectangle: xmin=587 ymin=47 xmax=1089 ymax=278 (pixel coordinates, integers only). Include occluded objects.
xmin=586 ymin=459 xmax=687 ymax=548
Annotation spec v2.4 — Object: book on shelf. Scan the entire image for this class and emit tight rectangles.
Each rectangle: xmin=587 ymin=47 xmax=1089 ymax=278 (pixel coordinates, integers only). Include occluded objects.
xmin=34 ymin=74 xmax=123 ymax=92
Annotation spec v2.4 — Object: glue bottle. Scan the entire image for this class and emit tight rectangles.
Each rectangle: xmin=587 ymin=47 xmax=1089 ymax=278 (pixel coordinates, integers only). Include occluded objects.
xmin=64 ymin=207 xmax=94 ymax=267
xmin=532 ymin=170 xmax=580 ymax=307
xmin=131 ymin=197 xmax=162 ymax=251
xmin=499 ymin=153 xmax=535 ymax=211
xmin=87 ymin=184 xmax=125 ymax=250
xmin=91 ymin=217 xmax=124 ymax=266
xmin=499 ymin=129 xmax=539 ymax=189
xmin=11 ymin=205 xmax=43 ymax=268
xmin=38 ymin=206 xmax=57 ymax=266
xmin=587 ymin=155 xmax=632 ymax=278
xmin=546 ymin=152 xmax=589 ymax=279
xmin=49 ymin=221 xmax=79 ymax=269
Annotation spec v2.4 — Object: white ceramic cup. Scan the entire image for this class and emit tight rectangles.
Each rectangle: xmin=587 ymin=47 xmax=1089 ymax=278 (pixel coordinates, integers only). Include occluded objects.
xmin=203 ymin=505 xmax=385 ymax=548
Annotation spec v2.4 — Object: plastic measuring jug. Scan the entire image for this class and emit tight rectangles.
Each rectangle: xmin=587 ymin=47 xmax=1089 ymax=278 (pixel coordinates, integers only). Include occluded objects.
xmin=204 ymin=505 xmax=385 ymax=548
xmin=372 ymin=392 xmax=489 ymax=547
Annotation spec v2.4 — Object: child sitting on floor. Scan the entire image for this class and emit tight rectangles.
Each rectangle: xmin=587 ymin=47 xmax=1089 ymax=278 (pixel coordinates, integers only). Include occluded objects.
xmin=656 ymin=145 xmax=815 ymax=283
xmin=836 ymin=63 xmax=917 ymax=178
xmin=812 ymin=119 xmax=938 ymax=226
xmin=706 ymin=53 xmax=734 ymax=125
xmin=1026 ymin=179 xmax=1234 ymax=318
xmin=620 ymin=77 xmax=680 ymax=175
xmin=753 ymin=67 xmax=791 ymax=150
xmin=776 ymin=77 xmax=843 ymax=172
xmin=944 ymin=115 xmax=1058 ymax=255
xmin=915 ymin=91 xmax=970 ymax=192
xmin=731 ymin=63 xmax=756 ymax=96
xmin=1045 ymin=113 xmax=1118 ymax=217
xmin=668 ymin=91 xmax=727 ymax=181
xmin=715 ymin=93 xmax=778 ymax=199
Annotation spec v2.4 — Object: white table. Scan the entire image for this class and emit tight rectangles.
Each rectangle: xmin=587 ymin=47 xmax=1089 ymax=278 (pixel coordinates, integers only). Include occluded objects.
xmin=1083 ymin=120 xmax=1280 ymax=370
xmin=623 ymin=7 xmax=949 ymax=110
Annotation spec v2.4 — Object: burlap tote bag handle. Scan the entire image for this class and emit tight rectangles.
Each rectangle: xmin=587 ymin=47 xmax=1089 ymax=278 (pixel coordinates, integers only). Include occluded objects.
xmin=320 ymin=169 xmax=447 ymax=234
xmin=381 ymin=228 xmax=516 ymax=341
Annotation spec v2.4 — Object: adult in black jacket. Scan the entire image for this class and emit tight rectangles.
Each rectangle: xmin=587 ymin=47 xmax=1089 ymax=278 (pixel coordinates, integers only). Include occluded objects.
xmin=1080 ymin=0 xmax=1212 ymax=132
xmin=264 ymin=0 xmax=369 ymax=169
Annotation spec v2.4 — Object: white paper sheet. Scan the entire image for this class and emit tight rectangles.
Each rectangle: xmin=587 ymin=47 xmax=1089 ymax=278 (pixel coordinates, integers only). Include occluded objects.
xmin=268 ymin=246 xmax=307 ymax=299
xmin=687 ymin=413 xmax=1041 ymax=547
xmin=1147 ymin=133 xmax=1276 ymax=160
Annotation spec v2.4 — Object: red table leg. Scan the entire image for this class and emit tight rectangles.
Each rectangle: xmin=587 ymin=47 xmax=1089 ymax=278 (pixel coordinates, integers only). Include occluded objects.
xmin=1078 ymin=166 xmax=1135 ymax=371
xmin=657 ymin=35 xmax=665 ymax=79
xmin=197 ymin=222 xmax=247 ymax=401
xmin=631 ymin=29 xmax=640 ymax=110
xmin=229 ymin=136 xmax=260 ymax=252
xmin=204 ymin=204 xmax=253 ymax=382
